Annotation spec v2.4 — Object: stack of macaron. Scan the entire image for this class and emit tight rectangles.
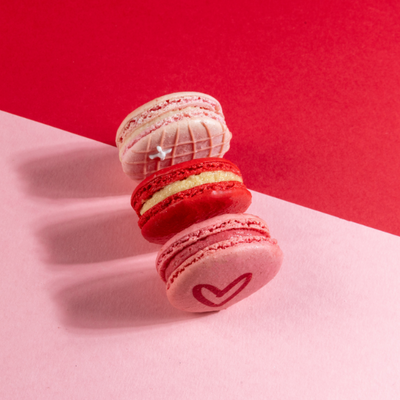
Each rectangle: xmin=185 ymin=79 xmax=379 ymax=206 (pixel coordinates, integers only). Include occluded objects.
xmin=116 ymin=92 xmax=283 ymax=313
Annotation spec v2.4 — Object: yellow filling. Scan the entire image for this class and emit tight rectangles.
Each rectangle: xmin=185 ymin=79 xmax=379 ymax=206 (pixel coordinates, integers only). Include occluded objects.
xmin=140 ymin=171 xmax=242 ymax=215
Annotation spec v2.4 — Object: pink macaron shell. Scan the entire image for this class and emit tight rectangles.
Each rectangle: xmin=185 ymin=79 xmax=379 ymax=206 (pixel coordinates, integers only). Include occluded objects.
xmin=165 ymin=238 xmax=283 ymax=313
xmin=156 ymin=213 xmax=271 ymax=281
xmin=163 ymin=229 xmax=262 ymax=282
xmin=116 ymin=92 xmax=223 ymax=147
xmin=120 ymin=116 xmax=231 ymax=180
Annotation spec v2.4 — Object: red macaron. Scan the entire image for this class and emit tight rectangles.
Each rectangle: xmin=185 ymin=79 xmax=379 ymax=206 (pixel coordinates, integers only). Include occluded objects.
xmin=131 ymin=158 xmax=252 ymax=244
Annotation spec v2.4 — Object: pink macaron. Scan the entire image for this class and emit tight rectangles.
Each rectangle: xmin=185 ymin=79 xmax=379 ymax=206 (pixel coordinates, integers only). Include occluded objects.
xmin=116 ymin=92 xmax=232 ymax=180
xmin=156 ymin=213 xmax=284 ymax=313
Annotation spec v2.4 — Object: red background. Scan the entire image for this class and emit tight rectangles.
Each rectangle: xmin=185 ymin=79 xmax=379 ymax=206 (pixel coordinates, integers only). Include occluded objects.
xmin=1 ymin=0 xmax=400 ymax=236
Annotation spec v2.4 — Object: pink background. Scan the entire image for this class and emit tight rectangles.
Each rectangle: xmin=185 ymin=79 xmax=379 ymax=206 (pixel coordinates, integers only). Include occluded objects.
xmin=1 ymin=111 xmax=399 ymax=399
xmin=1 ymin=1 xmax=400 ymax=397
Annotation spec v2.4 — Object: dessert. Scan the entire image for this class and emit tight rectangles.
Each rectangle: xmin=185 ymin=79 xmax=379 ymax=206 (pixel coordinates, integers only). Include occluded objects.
xmin=116 ymin=92 xmax=232 ymax=180
xmin=156 ymin=214 xmax=283 ymax=312
xmin=131 ymin=158 xmax=252 ymax=244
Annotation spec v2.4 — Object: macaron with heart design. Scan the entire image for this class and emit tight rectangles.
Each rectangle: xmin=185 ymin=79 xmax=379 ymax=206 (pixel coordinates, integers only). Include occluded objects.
xmin=116 ymin=92 xmax=232 ymax=180
xmin=131 ymin=158 xmax=252 ymax=244
xmin=156 ymin=213 xmax=283 ymax=312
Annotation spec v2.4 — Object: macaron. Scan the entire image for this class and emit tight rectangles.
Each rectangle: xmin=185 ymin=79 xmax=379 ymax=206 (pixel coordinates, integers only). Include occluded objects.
xmin=131 ymin=158 xmax=252 ymax=244
xmin=156 ymin=214 xmax=283 ymax=313
xmin=116 ymin=92 xmax=232 ymax=180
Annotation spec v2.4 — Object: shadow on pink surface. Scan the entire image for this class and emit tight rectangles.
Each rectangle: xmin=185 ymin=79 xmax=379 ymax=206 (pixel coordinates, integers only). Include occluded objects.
xmin=16 ymin=140 xmax=198 ymax=328
xmin=38 ymin=209 xmax=160 ymax=265
xmin=18 ymin=144 xmax=133 ymax=198
xmin=17 ymin=141 xmax=158 ymax=263
xmin=54 ymin=266 xmax=206 ymax=330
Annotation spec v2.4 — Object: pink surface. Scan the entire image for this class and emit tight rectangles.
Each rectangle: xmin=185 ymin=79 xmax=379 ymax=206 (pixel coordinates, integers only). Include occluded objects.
xmin=1 ymin=111 xmax=400 ymax=399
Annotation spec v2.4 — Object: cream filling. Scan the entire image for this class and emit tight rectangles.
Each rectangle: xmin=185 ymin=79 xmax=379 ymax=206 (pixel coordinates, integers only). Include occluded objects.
xmin=140 ymin=171 xmax=242 ymax=215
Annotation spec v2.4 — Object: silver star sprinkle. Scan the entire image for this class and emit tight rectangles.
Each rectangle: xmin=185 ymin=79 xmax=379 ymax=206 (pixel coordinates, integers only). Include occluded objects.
xmin=149 ymin=146 xmax=172 ymax=161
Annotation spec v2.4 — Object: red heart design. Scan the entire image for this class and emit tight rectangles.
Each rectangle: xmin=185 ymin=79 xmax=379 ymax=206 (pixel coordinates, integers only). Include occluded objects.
xmin=192 ymin=273 xmax=253 ymax=307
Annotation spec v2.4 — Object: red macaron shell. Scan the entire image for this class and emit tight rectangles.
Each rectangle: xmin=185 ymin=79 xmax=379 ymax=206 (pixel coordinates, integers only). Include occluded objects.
xmin=138 ymin=180 xmax=247 ymax=228
xmin=140 ymin=181 xmax=252 ymax=244
xmin=131 ymin=158 xmax=242 ymax=214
